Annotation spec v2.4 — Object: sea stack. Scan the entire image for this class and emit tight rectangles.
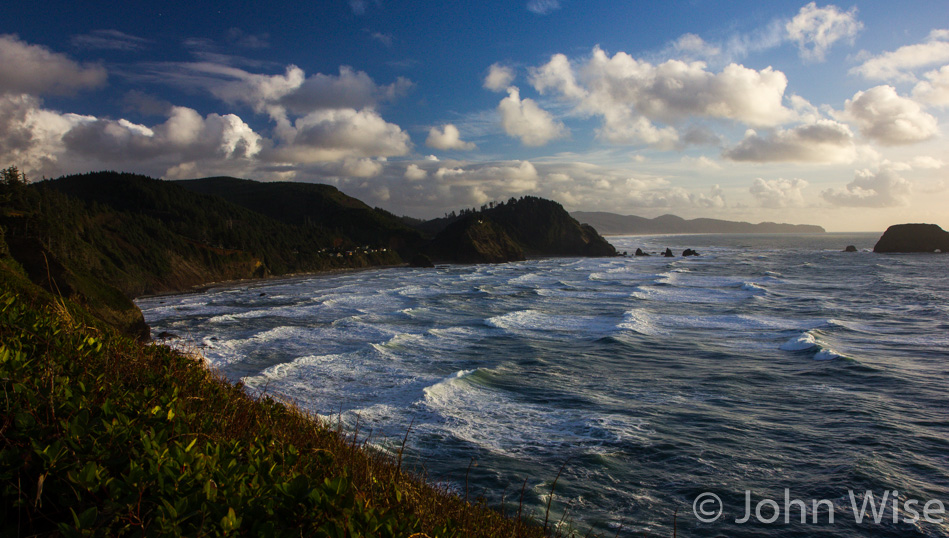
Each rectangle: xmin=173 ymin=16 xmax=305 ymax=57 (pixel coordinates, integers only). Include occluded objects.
xmin=873 ymin=223 xmax=949 ymax=253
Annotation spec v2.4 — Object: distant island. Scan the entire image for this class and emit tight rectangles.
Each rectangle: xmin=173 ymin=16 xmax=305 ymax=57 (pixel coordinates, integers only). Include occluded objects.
xmin=571 ymin=211 xmax=825 ymax=235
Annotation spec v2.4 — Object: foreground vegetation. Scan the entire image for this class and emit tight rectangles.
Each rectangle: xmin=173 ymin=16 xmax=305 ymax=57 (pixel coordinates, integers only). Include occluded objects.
xmin=0 ymin=266 xmax=555 ymax=537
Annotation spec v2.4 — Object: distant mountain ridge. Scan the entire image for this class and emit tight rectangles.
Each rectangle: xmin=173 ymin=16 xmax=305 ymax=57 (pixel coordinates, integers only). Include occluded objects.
xmin=571 ymin=211 xmax=825 ymax=235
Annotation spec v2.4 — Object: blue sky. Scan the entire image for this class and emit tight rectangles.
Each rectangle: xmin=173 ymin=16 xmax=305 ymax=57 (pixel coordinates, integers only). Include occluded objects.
xmin=1 ymin=1 xmax=947 ymax=230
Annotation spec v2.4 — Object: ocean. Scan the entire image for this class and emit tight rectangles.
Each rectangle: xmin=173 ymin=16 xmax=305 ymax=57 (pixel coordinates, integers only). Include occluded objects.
xmin=136 ymin=233 xmax=949 ymax=537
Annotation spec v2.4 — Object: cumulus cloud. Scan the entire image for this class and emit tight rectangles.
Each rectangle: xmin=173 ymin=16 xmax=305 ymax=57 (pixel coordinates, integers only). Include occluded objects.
xmin=527 ymin=47 xmax=795 ymax=147
xmin=497 ymin=87 xmax=566 ymax=146
xmin=913 ymin=65 xmax=949 ymax=107
xmin=850 ymin=29 xmax=949 ymax=82
xmin=526 ymin=0 xmax=560 ymax=15
xmin=842 ymin=85 xmax=938 ymax=145
xmin=0 ymin=95 xmax=264 ymax=179
xmin=62 ymin=106 xmax=262 ymax=165
xmin=404 ymin=163 xmax=427 ymax=180
xmin=269 ymin=107 xmax=411 ymax=163
xmin=821 ymin=166 xmax=912 ymax=207
xmin=0 ymin=94 xmax=93 ymax=174
xmin=785 ymin=2 xmax=862 ymax=62
xmin=484 ymin=63 xmax=516 ymax=92
xmin=339 ymin=157 xmax=383 ymax=177
xmin=750 ymin=177 xmax=808 ymax=207
xmin=0 ymin=34 xmax=107 ymax=95
xmin=723 ymin=120 xmax=856 ymax=163
xmin=426 ymin=124 xmax=476 ymax=150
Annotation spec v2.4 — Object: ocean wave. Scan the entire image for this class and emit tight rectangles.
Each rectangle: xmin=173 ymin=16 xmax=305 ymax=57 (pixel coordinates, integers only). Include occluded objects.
xmin=780 ymin=331 xmax=844 ymax=360
xmin=485 ymin=309 xmax=616 ymax=336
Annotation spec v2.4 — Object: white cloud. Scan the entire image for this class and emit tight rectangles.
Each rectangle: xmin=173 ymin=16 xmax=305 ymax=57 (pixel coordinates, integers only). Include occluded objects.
xmin=62 ymin=106 xmax=262 ymax=163
xmin=913 ymin=65 xmax=949 ymax=107
xmin=785 ymin=2 xmax=862 ymax=62
xmin=484 ymin=63 xmax=516 ymax=92
xmin=910 ymin=155 xmax=945 ymax=169
xmin=0 ymin=94 xmax=94 ymax=174
xmin=850 ymin=29 xmax=949 ymax=82
xmin=627 ymin=184 xmax=726 ymax=209
xmin=529 ymin=53 xmax=585 ymax=99
xmin=821 ymin=166 xmax=912 ymax=207
xmin=842 ymin=85 xmax=938 ymax=145
xmin=671 ymin=33 xmax=722 ymax=59
xmin=750 ymin=177 xmax=808 ymax=207
xmin=723 ymin=120 xmax=856 ymax=163
xmin=681 ymin=155 xmax=721 ymax=169
xmin=527 ymin=47 xmax=796 ymax=148
xmin=0 ymin=96 xmax=264 ymax=179
xmin=269 ymin=107 xmax=411 ymax=163
xmin=340 ymin=157 xmax=383 ymax=178
xmin=497 ymin=86 xmax=566 ymax=146
xmin=203 ymin=64 xmax=412 ymax=116
xmin=71 ymin=29 xmax=151 ymax=51
xmin=0 ymin=34 xmax=107 ymax=95
xmin=426 ymin=124 xmax=476 ymax=150
xmin=526 ymin=0 xmax=560 ymax=15
xmin=404 ymin=163 xmax=427 ymax=180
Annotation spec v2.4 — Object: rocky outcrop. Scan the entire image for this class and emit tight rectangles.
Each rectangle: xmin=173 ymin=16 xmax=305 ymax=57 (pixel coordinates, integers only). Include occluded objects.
xmin=663 ymin=248 xmax=674 ymax=257
xmin=683 ymin=248 xmax=699 ymax=257
xmin=843 ymin=245 xmax=858 ymax=252
xmin=635 ymin=248 xmax=649 ymax=256
xmin=873 ymin=224 xmax=949 ymax=253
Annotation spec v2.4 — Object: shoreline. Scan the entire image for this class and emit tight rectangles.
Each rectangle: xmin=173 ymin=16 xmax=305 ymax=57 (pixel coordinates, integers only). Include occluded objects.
xmin=134 ymin=263 xmax=410 ymax=302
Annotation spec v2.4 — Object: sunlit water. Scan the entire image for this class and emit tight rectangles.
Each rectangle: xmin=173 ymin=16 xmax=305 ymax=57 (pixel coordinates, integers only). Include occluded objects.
xmin=137 ymin=233 xmax=949 ymax=537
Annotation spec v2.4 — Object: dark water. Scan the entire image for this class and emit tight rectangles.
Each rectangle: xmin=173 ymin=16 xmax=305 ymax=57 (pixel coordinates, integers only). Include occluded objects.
xmin=138 ymin=233 xmax=949 ymax=537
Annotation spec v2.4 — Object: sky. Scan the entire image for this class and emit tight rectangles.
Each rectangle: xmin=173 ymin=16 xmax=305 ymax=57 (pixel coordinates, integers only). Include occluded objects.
xmin=1 ymin=1 xmax=947 ymax=231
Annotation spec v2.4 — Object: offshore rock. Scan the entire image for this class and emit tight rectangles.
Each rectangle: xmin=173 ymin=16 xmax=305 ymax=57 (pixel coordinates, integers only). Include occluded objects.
xmin=873 ymin=224 xmax=949 ymax=253
xmin=663 ymin=248 xmax=674 ymax=257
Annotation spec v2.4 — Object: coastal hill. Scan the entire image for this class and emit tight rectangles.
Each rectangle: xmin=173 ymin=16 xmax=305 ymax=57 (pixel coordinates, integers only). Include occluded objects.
xmin=572 ymin=211 xmax=825 ymax=235
xmin=174 ymin=177 xmax=425 ymax=257
xmin=425 ymin=196 xmax=617 ymax=263
xmin=0 ymin=169 xmax=617 ymax=335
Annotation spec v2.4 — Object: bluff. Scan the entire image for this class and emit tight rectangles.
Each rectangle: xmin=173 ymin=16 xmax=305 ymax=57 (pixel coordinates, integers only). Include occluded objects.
xmin=873 ymin=223 xmax=949 ymax=253
xmin=572 ymin=211 xmax=825 ymax=235
xmin=424 ymin=196 xmax=617 ymax=263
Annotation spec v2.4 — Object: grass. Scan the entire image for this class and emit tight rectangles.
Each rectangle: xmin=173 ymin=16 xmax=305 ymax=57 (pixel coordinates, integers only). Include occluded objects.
xmin=0 ymin=273 xmax=563 ymax=537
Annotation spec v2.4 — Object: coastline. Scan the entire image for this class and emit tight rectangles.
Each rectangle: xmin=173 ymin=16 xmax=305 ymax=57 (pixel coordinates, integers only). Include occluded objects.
xmin=134 ymin=263 xmax=410 ymax=302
